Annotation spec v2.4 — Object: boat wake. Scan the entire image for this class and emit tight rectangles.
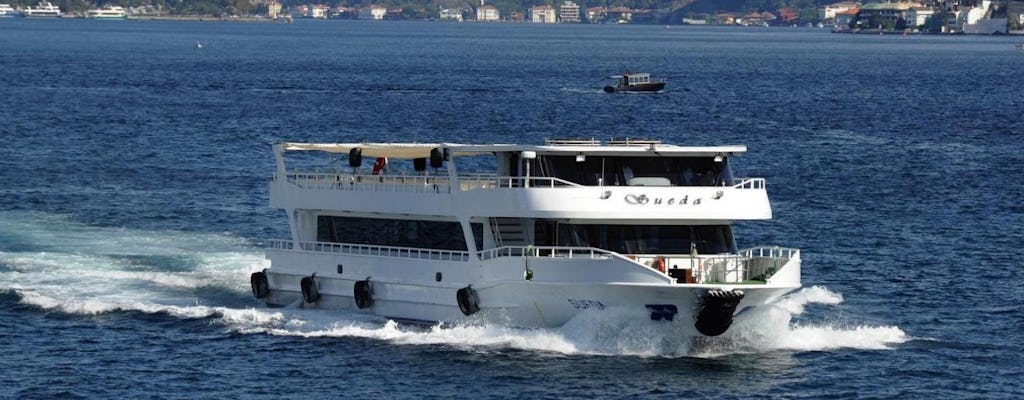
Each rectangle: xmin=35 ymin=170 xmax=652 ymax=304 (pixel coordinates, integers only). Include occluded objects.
xmin=0 ymin=211 xmax=907 ymax=358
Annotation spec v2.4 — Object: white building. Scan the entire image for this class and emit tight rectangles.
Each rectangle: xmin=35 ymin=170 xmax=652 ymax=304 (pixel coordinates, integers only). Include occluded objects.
xmin=309 ymin=4 xmax=329 ymax=19
xmin=906 ymin=6 xmax=935 ymax=27
xmin=530 ymin=5 xmax=556 ymax=23
xmin=559 ymin=1 xmax=580 ymax=23
xmin=818 ymin=1 xmax=860 ymax=22
xmin=477 ymin=5 xmax=499 ymax=21
xmin=359 ymin=5 xmax=386 ymax=20
xmin=957 ymin=1 xmax=1008 ymax=34
xmin=440 ymin=8 xmax=462 ymax=21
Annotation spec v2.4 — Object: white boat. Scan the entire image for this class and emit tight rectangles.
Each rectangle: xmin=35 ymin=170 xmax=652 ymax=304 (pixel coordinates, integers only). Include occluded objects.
xmin=22 ymin=1 xmax=61 ymax=17
xmin=254 ymin=138 xmax=802 ymax=337
xmin=0 ymin=3 xmax=23 ymax=17
xmin=87 ymin=5 xmax=127 ymax=19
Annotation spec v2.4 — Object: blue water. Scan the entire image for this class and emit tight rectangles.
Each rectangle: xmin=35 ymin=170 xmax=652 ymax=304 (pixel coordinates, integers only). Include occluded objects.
xmin=2 ymin=18 xmax=1023 ymax=398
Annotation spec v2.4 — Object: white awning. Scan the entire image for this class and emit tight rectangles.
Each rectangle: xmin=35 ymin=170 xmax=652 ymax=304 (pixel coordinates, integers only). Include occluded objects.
xmin=281 ymin=142 xmax=459 ymax=159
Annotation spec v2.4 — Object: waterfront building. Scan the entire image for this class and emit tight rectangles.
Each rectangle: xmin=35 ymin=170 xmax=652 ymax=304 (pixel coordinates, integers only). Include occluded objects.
xmin=608 ymin=6 xmax=632 ymax=23
xmin=857 ymin=2 xmax=923 ymax=27
xmin=477 ymin=5 xmax=499 ymax=21
xmin=440 ymin=8 xmax=463 ymax=21
xmin=906 ymin=6 xmax=935 ymax=28
xmin=309 ymin=4 xmax=328 ymax=18
xmin=559 ymin=1 xmax=580 ymax=23
xmin=834 ymin=8 xmax=859 ymax=27
xmin=530 ymin=5 xmax=556 ymax=23
xmin=959 ymin=1 xmax=1007 ymax=34
xmin=819 ymin=1 xmax=861 ymax=23
xmin=267 ymin=1 xmax=281 ymax=19
xmin=586 ymin=6 xmax=605 ymax=23
xmin=715 ymin=12 xmax=737 ymax=25
xmin=359 ymin=5 xmax=386 ymax=20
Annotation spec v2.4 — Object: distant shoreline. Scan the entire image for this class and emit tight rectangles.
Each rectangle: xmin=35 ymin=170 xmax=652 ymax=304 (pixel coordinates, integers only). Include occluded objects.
xmin=129 ymin=15 xmax=279 ymax=22
xmin=11 ymin=16 xmax=1024 ymax=35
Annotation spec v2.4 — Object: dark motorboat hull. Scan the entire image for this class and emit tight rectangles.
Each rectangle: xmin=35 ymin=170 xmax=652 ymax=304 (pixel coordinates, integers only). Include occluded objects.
xmin=603 ymin=82 xmax=666 ymax=93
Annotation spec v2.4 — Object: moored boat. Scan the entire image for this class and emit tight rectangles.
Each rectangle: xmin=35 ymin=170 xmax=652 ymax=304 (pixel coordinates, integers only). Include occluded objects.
xmin=255 ymin=138 xmax=801 ymax=337
xmin=603 ymin=72 xmax=666 ymax=93
xmin=22 ymin=1 xmax=61 ymax=17
xmin=87 ymin=5 xmax=127 ymax=19
xmin=0 ymin=3 xmax=23 ymax=17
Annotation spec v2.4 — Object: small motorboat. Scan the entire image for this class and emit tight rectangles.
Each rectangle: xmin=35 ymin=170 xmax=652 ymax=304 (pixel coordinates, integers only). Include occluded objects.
xmin=603 ymin=72 xmax=665 ymax=93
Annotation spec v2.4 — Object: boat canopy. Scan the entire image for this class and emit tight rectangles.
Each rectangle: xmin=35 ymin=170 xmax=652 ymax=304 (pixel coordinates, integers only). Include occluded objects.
xmin=281 ymin=142 xmax=483 ymax=159
xmin=279 ymin=142 xmax=747 ymax=159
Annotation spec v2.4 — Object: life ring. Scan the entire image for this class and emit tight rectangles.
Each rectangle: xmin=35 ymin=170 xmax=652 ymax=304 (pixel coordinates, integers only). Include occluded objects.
xmin=654 ymin=257 xmax=667 ymax=273
xmin=371 ymin=157 xmax=387 ymax=175
xmin=300 ymin=275 xmax=320 ymax=303
xmin=353 ymin=280 xmax=373 ymax=309
xmin=456 ymin=286 xmax=480 ymax=316
xmin=250 ymin=270 xmax=269 ymax=299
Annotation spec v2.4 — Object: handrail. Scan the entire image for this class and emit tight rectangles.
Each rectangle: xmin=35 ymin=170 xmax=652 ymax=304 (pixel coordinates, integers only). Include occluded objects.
xmin=477 ymin=246 xmax=615 ymax=261
xmin=267 ymin=239 xmax=470 ymax=261
xmin=280 ymin=171 xmax=763 ymax=192
xmin=457 ymin=174 xmax=584 ymax=190
xmin=740 ymin=246 xmax=799 ymax=260
xmin=280 ymin=172 xmax=452 ymax=194
xmin=279 ymin=171 xmax=583 ymax=192
xmin=731 ymin=178 xmax=765 ymax=189
xmin=693 ymin=246 xmax=798 ymax=283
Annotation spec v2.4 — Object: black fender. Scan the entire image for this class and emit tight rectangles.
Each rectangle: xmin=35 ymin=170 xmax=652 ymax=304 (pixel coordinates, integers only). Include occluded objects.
xmin=250 ymin=270 xmax=269 ymax=299
xmin=456 ymin=286 xmax=480 ymax=316
xmin=300 ymin=275 xmax=320 ymax=304
xmin=694 ymin=289 xmax=745 ymax=336
xmin=354 ymin=280 xmax=373 ymax=309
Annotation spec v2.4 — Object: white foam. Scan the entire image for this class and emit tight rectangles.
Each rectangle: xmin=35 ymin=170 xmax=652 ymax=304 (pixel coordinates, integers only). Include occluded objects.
xmin=1 ymin=211 xmax=907 ymax=358
xmin=0 ymin=211 xmax=267 ymax=316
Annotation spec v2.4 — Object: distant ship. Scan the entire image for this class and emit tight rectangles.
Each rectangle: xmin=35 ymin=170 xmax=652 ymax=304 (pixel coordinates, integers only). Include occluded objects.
xmin=603 ymin=72 xmax=666 ymax=93
xmin=22 ymin=1 xmax=61 ymax=17
xmin=87 ymin=5 xmax=127 ymax=19
xmin=0 ymin=3 xmax=23 ymax=17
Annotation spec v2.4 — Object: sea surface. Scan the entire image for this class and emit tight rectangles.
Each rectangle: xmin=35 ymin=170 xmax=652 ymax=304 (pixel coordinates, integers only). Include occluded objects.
xmin=1 ymin=18 xmax=1022 ymax=399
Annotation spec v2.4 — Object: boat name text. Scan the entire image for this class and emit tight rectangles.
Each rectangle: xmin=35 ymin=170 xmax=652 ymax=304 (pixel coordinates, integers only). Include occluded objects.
xmin=624 ymin=194 xmax=703 ymax=206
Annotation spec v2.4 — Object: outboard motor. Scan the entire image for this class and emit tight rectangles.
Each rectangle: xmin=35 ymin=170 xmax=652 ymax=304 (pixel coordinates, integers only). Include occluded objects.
xmin=694 ymin=289 xmax=745 ymax=336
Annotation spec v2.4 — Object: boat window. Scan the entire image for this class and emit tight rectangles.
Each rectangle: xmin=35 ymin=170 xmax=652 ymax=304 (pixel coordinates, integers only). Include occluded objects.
xmin=471 ymin=223 xmax=484 ymax=251
xmin=551 ymin=223 xmax=736 ymax=254
xmin=317 ymin=216 xmax=469 ymax=251
xmin=532 ymin=156 xmax=731 ymax=187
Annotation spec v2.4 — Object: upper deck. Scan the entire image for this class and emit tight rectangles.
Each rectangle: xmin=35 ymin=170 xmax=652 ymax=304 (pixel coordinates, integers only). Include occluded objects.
xmin=270 ymin=140 xmax=773 ymax=221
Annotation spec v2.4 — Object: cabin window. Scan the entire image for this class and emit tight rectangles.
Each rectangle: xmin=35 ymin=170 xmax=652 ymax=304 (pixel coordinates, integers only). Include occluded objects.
xmin=471 ymin=223 xmax=484 ymax=251
xmin=550 ymin=223 xmax=736 ymax=254
xmin=317 ymin=216 xmax=469 ymax=251
xmin=529 ymin=156 xmax=732 ymax=187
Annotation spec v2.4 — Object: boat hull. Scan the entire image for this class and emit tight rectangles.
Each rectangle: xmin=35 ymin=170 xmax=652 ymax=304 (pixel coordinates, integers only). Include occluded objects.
xmin=603 ymin=82 xmax=666 ymax=93
xmin=260 ymin=246 xmax=800 ymax=335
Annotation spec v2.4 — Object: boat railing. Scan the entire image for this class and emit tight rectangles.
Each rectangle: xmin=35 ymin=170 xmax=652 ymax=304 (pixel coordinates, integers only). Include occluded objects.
xmin=457 ymin=174 xmax=584 ymax=190
xmin=267 ymin=239 xmax=471 ymax=261
xmin=279 ymin=172 xmax=453 ymax=194
xmin=477 ymin=245 xmax=614 ymax=261
xmin=693 ymin=246 xmax=798 ymax=283
xmin=731 ymin=178 xmax=765 ymax=189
